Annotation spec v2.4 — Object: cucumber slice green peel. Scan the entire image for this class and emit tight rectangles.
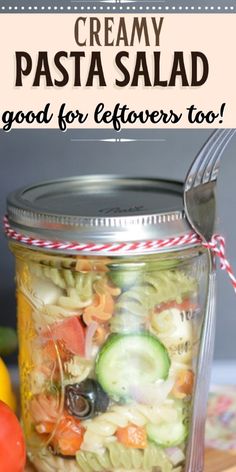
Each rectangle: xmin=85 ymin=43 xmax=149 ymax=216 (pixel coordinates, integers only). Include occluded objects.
xmin=147 ymin=420 xmax=188 ymax=448
xmin=109 ymin=270 xmax=140 ymax=289
xmin=108 ymin=259 xmax=180 ymax=289
xmin=95 ymin=333 xmax=170 ymax=400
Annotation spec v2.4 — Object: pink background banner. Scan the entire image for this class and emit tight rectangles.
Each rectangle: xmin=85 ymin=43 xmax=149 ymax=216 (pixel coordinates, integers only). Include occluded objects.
xmin=0 ymin=12 xmax=235 ymax=129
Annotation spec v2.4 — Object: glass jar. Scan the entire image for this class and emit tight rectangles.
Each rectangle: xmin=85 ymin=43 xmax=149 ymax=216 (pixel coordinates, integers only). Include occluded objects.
xmin=6 ymin=176 xmax=213 ymax=472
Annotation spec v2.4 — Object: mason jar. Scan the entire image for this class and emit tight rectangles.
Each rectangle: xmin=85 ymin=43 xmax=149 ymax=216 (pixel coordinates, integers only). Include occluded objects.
xmin=6 ymin=176 xmax=214 ymax=472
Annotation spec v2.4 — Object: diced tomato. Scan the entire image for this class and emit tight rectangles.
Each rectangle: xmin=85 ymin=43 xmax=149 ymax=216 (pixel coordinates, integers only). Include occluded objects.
xmin=172 ymin=370 xmax=195 ymax=398
xmin=42 ymin=339 xmax=72 ymax=364
xmin=42 ymin=317 xmax=85 ymax=357
xmin=155 ymin=299 xmax=197 ymax=314
xmin=116 ymin=424 xmax=147 ymax=449
xmin=50 ymin=416 xmax=85 ymax=456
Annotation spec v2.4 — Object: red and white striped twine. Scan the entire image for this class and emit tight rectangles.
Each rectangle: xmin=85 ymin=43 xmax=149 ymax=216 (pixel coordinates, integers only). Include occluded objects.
xmin=4 ymin=215 xmax=236 ymax=292
xmin=203 ymin=235 xmax=236 ymax=292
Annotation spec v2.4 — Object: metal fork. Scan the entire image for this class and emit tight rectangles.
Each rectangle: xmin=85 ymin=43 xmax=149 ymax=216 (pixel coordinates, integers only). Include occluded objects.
xmin=184 ymin=129 xmax=235 ymax=472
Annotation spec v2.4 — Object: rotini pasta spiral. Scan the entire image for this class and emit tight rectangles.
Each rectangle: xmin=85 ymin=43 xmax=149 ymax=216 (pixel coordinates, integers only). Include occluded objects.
xmin=76 ymin=442 xmax=174 ymax=472
xmin=30 ymin=450 xmax=80 ymax=472
xmin=110 ymin=271 xmax=196 ymax=333
xmin=31 ymin=262 xmax=101 ymax=292
xmin=64 ymin=356 xmax=93 ymax=384
xmin=83 ymin=280 xmax=121 ymax=325
xmin=31 ymin=447 xmax=182 ymax=472
xmin=30 ymin=263 xmax=99 ymax=309
xmin=81 ymin=403 xmax=178 ymax=452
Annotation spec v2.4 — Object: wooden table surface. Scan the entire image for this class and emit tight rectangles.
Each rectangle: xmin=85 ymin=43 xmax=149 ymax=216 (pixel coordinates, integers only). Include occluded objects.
xmin=25 ymin=449 xmax=236 ymax=471
xmin=204 ymin=449 xmax=236 ymax=472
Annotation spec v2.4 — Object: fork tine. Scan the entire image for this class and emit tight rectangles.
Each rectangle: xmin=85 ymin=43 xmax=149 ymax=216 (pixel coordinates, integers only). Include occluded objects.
xmin=198 ymin=129 xmax=233 ymax=181
xmin=204 ymin=129 xmax=236 ymax=183
xmin=185 ymin=129 xmax=222 ymax=190
xmin=199 ymin=129 xmax=234 ymax=184
xmin=191 ymin=130 xmax=230 ymax=186
xmin=185 ymin=129 xmax=230 ymax=191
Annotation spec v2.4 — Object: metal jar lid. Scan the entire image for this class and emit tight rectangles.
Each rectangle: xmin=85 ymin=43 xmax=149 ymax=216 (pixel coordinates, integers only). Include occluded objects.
xmin=6 ymin=175 xmax=196 ymax=255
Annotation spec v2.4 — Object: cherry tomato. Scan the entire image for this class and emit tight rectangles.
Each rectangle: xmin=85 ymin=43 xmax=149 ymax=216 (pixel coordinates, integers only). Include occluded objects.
xmin=0 ymin=400 xmax=26 ymax=472
xmin=43 ymin=316 xmax=85 ymax=356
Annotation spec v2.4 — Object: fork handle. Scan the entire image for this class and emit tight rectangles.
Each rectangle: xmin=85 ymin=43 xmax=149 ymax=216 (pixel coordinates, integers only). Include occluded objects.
xmin=185 ymin=271 xmax=216 ymax=472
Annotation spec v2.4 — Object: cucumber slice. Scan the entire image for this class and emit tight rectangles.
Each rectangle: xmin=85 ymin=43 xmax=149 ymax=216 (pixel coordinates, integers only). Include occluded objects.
xmin=95 ymin=333 xmax=170 ymax=399
xmin=109 ymin=270 xmax=140 ymax=289
xmin=108 ymin=258 xmax=180 ymax=289
xmin=147 ymin=420 xmax=187 ymax=447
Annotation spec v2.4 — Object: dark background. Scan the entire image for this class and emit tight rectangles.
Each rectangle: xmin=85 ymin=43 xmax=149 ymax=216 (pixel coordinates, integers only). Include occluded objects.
xmin=0 ymin=128 xmax=235 ymax=361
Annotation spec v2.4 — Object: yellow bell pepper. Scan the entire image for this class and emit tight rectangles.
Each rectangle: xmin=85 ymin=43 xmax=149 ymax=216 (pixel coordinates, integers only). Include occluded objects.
xmin=0 ymin=357 xmax=16 ymax=411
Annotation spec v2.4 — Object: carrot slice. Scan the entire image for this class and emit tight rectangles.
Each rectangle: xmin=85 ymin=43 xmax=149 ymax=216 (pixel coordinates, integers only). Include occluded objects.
xmin=155 ymin=299 xmax=197 ymax=314
xmin=116 ymin=424 xmax=147 ymax=449
xmin=35 ymin=421 xmax=55 ymax=434
xmin=172 ymin=369 xmax=195 ymax=398
xmin=31 ymin=393 xmax=85 ymax=456
xmin=75 ymin=256 xmax=111 ymax=273
xmin=50 ymin=416 xmax=85 ymax=456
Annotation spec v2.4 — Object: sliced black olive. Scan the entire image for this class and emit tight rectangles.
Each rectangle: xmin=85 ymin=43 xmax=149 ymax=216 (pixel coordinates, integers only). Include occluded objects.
xmin=66 ymin=386 xmax=94 ymax=419
xmin=95 ymin=384 xmax=110 ymax=413
xmin=65 ymin=379 xmax=109 ymax=419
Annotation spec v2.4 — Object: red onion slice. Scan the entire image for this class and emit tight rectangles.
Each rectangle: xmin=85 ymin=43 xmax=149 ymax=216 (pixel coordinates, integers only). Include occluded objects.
xmin=165 ymin=447 xmax=185 ymax=465
xmin=129 ymin=378 xmax=175 ymax=405
xmin=85 ymin=322 xmax=98 ymax=359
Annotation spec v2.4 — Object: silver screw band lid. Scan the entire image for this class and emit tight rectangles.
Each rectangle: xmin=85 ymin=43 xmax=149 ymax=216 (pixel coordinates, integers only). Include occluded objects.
xmin=7 ymin=175 xmax=194 ymax=254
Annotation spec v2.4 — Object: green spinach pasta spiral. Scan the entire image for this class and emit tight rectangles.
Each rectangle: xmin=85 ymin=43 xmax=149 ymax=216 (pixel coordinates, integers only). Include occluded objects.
xmin=110 ymin=270 xmax=197 ymax=333
xmin=30 ymin=262 xmax=96 ymax=292
xmin=30 ymin=263 xmax=101 ymax=309
xmin=30 ymin=450 xmax=80 ymax=472
xmin=31 ymin=448 xmax=182 ymax=472
xmin=76 ymin=442 xmax=174 ymax=472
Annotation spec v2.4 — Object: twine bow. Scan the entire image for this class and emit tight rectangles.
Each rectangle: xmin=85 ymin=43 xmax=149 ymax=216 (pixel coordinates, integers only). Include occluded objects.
xmin=203 ymin=235 xmax=236 ymax=292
